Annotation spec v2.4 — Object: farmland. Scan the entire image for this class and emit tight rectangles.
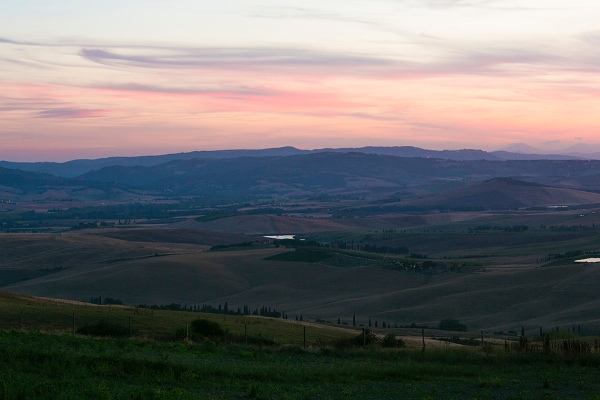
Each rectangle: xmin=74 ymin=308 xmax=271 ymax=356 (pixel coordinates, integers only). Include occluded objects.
xmin=5 ymin=330 xmax=600 ymax=399
xmin=3 ymin=211 xmax=600 ymax=335
xmin=3 ymin=292 xmax=600 ymax=399
xmin=3 ymin=151 xmax=600 ymax=396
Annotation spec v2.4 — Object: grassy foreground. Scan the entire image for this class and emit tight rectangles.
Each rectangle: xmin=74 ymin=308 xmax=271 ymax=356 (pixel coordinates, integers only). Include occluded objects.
xmin=0 ymin=292 xmax=351 ymax=346
xmin=3 ymin=292 xmax=600 ymax=399
xmin=3 ymin=330 xmax=600 ymax=399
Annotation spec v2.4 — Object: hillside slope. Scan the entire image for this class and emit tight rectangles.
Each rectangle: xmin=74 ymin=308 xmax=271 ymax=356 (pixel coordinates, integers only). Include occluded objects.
xmin=404 ymin=178 xmax=600 ymax=210
xmin=4 ymin=232 xmax=600 ymax=333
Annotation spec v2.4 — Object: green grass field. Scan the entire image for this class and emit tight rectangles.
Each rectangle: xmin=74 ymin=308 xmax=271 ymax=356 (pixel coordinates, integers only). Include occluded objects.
xmin=0 ymin=292 xmax=353 ymax=346
xmin=4 ymin=329 xmax=600 ymax=399
xmin=5 ymin=291 xmax=600 ymax=398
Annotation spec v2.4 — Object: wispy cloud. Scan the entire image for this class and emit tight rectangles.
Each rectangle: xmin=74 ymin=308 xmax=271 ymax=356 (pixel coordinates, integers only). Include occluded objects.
xmin=78 ymin=44 xmax=562 ymax=79
xmin=79 ymin=47 xmax=399 ymax=72
xmin=35 ymin=108 xmax=108 ymax=119
xmin=344 ymin=112 xmax=400 ymax=121
xmin=3 ymin=33 xmax=595 ymax=80
xmin=95 ymin=82 xmax=278 ymax=96
xmin=0 ymin=37 xmax=35 ymax=45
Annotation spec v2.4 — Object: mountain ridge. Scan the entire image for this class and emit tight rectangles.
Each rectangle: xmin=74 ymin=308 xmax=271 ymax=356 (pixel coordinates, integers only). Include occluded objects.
xmin=0 ymin=145 xmax=592 ymax=178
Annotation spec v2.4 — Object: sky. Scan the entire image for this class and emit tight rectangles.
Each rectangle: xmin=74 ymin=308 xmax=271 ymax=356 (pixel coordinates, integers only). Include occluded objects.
xmin=2 ymin=0 xmax=600 ymax=161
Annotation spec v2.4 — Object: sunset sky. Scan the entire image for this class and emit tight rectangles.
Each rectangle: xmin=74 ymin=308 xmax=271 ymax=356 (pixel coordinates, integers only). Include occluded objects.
xmin=2 ymin=0 xmax=600 ymax=161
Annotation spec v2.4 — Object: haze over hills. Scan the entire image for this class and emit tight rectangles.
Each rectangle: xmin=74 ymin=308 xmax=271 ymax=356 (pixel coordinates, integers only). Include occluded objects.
xmin=500 ymin=142 xmax=600 ymax=160
xmin=0 ymin=145 xmax=596 ymax=178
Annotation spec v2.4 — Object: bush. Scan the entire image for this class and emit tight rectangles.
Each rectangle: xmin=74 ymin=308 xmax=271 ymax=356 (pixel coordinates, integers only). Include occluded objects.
xmin=190 ymin=318 xmax=225 ymax=338
xmin=352 ymin=329 xmax=379 ymax=347
xmin=381 ymin=333 xmax=405 ymax=348
xmin=438 ymin=319 xmax=467 ymax=332
xmin=77 ymin=320 xmax=131 ymax=338
xmin=335 ymin=330 xmax=405 ymax=349
xmin=103 ymin=297 xmax=123 ymax=305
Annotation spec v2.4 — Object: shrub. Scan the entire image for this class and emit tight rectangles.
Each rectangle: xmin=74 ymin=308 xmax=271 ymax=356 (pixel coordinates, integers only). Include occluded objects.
xmin=190 ymin=318 xmax=225 ymax=338
xmin=352 ymin=329 xmax=379 ymax=347
xmin=381 ymin=333 xmax=405 ymax=348
xmin=77 ymin=320 xmax=131 ymax=338
xmin=103 ymin=297 xmax=123 ymax=305
xmin=438 ymin=319 xmax=467 ymax=332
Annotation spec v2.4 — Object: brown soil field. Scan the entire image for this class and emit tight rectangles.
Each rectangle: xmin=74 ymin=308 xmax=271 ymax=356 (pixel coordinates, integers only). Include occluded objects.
xmin=171 ymin=207 xmax=600 ymax=238
xmin=4 ymin=229 xmax=600 ymax=336
xmin=173 ymin=215 xmax=357 ymax=234
xmin=404 ymin=178 xmax=600 ymax=209
xmin=96 ymin=228 xmax=262 ymax=246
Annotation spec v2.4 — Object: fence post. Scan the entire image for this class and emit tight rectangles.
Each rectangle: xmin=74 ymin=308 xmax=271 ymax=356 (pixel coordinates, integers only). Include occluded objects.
xmin=303 ymin=326 xmax=306 ymax=349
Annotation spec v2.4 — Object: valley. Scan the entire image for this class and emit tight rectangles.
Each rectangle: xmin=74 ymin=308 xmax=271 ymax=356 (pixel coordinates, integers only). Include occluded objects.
xmin=2 ymin=149 xmax=600 ymax=337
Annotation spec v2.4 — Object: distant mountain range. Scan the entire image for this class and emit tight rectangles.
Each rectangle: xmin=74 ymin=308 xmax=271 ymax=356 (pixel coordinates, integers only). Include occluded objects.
xmin=0 ymin=145 xmax=593 ymax=178
xmin=73 ymin=153 xmax=600 ymax=196
xmin=499 ymin=142 xmax=600 ymax=160
xmin=2 ymin=149 xmax=600 ymax=209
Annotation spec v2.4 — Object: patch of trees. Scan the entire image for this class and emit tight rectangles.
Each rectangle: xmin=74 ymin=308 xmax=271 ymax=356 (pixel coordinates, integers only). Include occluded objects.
xmin=330 ymin=237 xmax=410 ymax=254
xmin=135 ymin=302 xmax=288 ymax=319
xmin=470 ymin=224 xmax=528 ymax=232
xmin=90 ymin=296 xmax=123 ymax=305
xmin=333 ymin=205 xmax=485 ymax=217
xmin=336 ymin=330 xmax=405 ymax=349
xmin=548 ymin=224 xmax=597 ymax=231
xmin=547 ymin=250 xmax=584 ymax=260
xmin=265 ymin=249 xmax=332 ymax=263
xmin=194 ymin=212 xmax=238 ymax=222
xmin=437 ymin=318 xmax=467 ymax=332
xmin=273 ymin=239 xmax=322 ymax=248
xmin=503 ymin=225 xmax=528 ymax=232
xmin=409 ymin=253 xmax=428 ymax=259
xmin=71 ymin=221 xmax=115 ymax=230
xmin=359 ymin=244 xmax=409 ymax=255
xmin=19 ymin=202 xmax=184 ymax=221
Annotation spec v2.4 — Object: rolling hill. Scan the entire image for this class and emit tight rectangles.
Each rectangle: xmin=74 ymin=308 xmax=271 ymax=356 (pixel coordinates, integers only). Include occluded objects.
xmin=403 ymin=178 xmax=600 ymax=210
xmin=3 ymin=153 xmax=600 ymax=203
xmin=4 ymin=231 xmax=600 ymax=334
xmin=77 ymin=153 xmax=600 ymax=196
